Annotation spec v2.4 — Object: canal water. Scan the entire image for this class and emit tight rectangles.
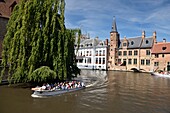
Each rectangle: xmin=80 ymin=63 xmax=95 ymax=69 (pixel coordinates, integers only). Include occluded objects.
xmin=1 ymin=70 xmax=170 ymax=113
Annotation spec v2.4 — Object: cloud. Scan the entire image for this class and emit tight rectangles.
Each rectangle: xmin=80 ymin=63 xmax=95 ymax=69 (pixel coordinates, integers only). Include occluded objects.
xmin=65 ymin=0 xmax=170 ymax=42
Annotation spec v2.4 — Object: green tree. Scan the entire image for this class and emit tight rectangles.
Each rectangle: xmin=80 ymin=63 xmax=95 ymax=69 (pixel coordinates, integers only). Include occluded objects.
xmin=0 ymin=0 xmax=81 ymax=83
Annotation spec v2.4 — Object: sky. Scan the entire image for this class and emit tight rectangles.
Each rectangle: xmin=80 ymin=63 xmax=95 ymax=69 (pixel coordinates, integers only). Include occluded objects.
xmin=65 ymin=0 xmax=170 ymax=42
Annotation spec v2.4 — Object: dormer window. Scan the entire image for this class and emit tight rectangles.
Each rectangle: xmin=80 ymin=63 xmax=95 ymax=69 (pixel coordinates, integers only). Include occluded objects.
xmin=90 ymin=44 xmax=92 ymax=46
xmin=146 ymin=40 xmax=149 ymax=44
xmin=162 ymin=47 xmax=167 ymax=50
xmin=123 ymin=43 xmax=127 ymax=46
xmin=131 ymin=41 xmax=134 ymax=45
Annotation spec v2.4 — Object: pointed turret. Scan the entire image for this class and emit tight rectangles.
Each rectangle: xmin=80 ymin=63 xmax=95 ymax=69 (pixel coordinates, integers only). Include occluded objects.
xmin=111 ymin=17 xmax=117 ymax=33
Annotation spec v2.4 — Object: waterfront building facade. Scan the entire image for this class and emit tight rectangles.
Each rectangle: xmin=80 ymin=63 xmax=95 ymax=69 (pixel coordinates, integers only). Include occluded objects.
xmin=75 ymin=36 xmax=108 ymax=70
xmin=108 ymin=18 xmax=156 ymax=72
xmin=151 ymin=39 xmax=170 ymax=72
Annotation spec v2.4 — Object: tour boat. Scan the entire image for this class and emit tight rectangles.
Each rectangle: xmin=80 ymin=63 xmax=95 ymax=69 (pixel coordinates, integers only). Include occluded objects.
xmin=31 ymin=82 xmax=85 ymax=98
xmin=151 ymin=72 xmax=170 ymax=78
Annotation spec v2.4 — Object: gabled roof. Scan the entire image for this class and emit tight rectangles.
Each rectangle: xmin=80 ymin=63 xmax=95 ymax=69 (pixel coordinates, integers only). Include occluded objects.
xmin=119 ymin=37 xmax=143 ymax=49
xmin=127 ymin=37 xmax=143 ymax=48
xmin=79 ymin=38 xmax=101 ymax=47
xmin=140 ymin=37 xmax=154 ymax=48
xmin=151 ymin=42 xmax=170 ymax=54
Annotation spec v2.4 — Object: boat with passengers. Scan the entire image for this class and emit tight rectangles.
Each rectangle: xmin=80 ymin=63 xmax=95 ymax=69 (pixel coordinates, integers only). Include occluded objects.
xmin=31 ymin=81 xmax=85 ymax=98
xmin=151 ymin=71 xmax=170 ymax=78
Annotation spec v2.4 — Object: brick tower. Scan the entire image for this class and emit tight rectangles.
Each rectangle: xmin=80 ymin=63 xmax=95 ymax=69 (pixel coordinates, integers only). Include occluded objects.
xmin=108 ymin=17 xmax=120 ymax=69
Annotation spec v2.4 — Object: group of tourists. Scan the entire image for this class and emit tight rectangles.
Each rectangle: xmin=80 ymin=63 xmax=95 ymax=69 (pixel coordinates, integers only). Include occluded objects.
xmin=40 ymin=81 xmax=85 ymax=91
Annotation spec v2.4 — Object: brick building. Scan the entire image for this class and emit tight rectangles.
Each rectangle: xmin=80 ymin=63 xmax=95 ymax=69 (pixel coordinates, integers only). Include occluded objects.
xmin=0 ymin=0 xmax=19 ymax=58
xmin=108 ymin=18 xmax=157 ymax=72
xmin=151 ymin=39 xmax=170 ymax=72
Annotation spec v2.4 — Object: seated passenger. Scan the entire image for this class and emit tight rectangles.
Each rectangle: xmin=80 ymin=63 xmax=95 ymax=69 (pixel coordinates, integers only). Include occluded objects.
xmin=41 ymin=84 xmax=46 ymax=90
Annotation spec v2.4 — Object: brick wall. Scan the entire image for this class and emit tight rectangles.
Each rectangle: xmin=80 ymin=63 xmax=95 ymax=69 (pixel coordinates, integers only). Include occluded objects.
xmin=0 ymin=17 xmax=8 ymax=37
xmin=0 ymin=17 xmax=8 ymax=58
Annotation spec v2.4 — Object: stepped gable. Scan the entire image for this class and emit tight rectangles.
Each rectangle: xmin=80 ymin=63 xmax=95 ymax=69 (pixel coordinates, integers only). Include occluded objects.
xmin=140 ymin=37 xmax=154 ymax=48
xmin=152 ymin=42 xmax=170 ymax=54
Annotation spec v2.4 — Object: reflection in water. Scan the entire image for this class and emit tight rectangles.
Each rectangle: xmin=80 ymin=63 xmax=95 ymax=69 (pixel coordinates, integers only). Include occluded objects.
xmin=1 ymin=70 xmax=170 ymax=113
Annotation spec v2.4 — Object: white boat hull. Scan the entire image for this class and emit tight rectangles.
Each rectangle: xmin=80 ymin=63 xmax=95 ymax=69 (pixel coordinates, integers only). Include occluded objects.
xmin=31 ymin=87 xmax=85 ymax=98
xmin=151 ymin=72 xmax=170 ymax=78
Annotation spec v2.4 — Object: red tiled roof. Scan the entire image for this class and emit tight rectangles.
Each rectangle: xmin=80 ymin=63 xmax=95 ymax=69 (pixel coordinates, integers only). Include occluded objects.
xmin=0 ymin=0 xmax=19 ymax=18
xmin=151 ymin=42 xmax=170 ymax=54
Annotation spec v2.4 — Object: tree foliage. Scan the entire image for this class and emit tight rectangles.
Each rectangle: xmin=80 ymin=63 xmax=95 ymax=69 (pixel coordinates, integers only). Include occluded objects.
xmin=0 ymin=0 xmax=81 ymax=83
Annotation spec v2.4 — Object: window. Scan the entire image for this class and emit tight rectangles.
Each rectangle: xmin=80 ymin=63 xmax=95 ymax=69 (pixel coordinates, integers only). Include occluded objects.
xmin=128 ymin=51 xmax=132 ymax=56
xmin=118 ymin=59 xmax=121 ymax=64
xmin=146 ymin=50 xmax=150 ymax=55
xmin=162 ymin=47 xmax=167 ymax=50
xmin=146 ymin=40 xmax=149 ymax=44
xmin=155 ymin=54 xmax=159 ymax=58
xmin=123 ymin=59 xmax=126 ymax=65
xmin=128 ymin=59 xmax=132 ymax=65
xmin=99 ymin=50 xmax=102 ymax=56
xmin=103 ymin=50 xmax=105 ymax=56
xmin=96 ymin=51 xmax=98 ymax=56
xmin=96 ymin=58 xmax=98 ymax=64
xmin=141 ymin=59 xmax=145 ymax=65
xmin=134 ymin=59 xmax=137 ymax=64
xmin=131 ymin=41 xmax=134 ymax=45
xmin=118 ymin=51 xmax=122 ymax=56
xmin=154 ymin=62 xmax=159 ymax=66
xmin=88 ymin=58 xmax=91 ymax=63
xmin=162 ymin=54 xmax=164 ymax=57
xmin=99 ymin=58 xmax=101 ymax=64
xmin=134 ymin=50 xmax=138 ymax=56
xmin=123 ymin=43 xmax=127 ymax=46
xmin=103 ymin=58 xmax=105 ymax=64
xmin=86 ymin=51 xmax=89 ymax=56
xmin=123 ymin=51 xmax=127 ymax=56
xmin=146 ymin=60 xmax=150 ymax=65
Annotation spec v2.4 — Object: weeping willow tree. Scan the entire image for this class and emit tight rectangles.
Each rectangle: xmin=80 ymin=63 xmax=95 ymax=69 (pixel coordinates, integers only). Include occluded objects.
xmin=0 ymin=0 xmax=81 ymax=83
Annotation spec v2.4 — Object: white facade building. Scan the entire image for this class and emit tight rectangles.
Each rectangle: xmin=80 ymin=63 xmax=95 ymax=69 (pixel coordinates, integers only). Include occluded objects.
xmin=75 ymin=37 xmax=108 ymax=70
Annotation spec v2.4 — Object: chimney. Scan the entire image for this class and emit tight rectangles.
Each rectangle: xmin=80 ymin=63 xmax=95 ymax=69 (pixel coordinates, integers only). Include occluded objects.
xmin=163 ymin=38 xmax=166 ymax=43
xmin=105 ymin=39 xmax=108 ymax=45
xmin=142 ymin=31 xmax=145 ymax=39
xmin=153 ymin=31 xmax=157 ymax=43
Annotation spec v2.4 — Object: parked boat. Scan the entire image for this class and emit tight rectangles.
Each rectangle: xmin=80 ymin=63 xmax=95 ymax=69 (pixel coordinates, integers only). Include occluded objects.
xmin=31 ymin=81 xmax=85 ymax=98
xmin=151 ymin=72 xmax=170 ymax=78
